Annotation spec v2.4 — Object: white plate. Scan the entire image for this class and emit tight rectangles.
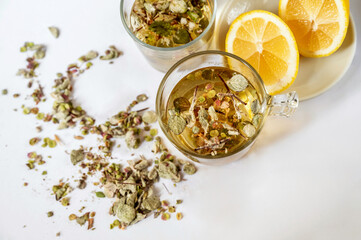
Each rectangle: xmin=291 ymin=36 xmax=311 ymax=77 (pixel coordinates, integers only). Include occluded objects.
xmin=213 ymin=0 xmax=357 ymax=101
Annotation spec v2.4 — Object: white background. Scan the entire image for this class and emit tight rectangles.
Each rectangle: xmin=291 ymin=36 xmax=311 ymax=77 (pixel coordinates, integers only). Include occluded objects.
xmin=0 ymin=0 xmax=361 ymax=239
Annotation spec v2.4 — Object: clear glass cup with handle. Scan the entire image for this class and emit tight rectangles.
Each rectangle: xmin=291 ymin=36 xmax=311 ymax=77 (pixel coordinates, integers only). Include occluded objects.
xmin=156 ymin=50 xmax=299 ymax=165
xmin=120 ymin=0 xmax=217 ymax=72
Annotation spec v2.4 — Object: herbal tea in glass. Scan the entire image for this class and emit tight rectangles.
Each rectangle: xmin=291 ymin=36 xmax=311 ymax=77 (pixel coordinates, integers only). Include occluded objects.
xmin=130 ymin=0 xmax=212 ymax=47
xmin=165 ymin=67 xmax=265 ymax=157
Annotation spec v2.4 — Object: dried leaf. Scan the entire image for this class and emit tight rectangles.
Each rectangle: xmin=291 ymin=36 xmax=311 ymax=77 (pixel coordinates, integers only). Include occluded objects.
xmin=168 ymin=115 xmax=186 ymax=135
xmin=173 ymin=97 xmax=190 ymax=113
xmin=70 ymin=149 xmax=85 ymax=165
xmin=227 ymin=74 xmax=248 ymax=92
xmin=251 ymin=99 xmax=260 ymax=114
xmin=48 ymin=27 xmax=60 ymax=38
xmin=243 ymin=124 xmax=256 ymax=138
xmin=142 ymin=111 xmax=157 ymax=124
xmin=183 ymin=162 xmax=197 ymax=175
xmin=141 ymin=195 xmax=161 ymax=211
xmin=116 ymin=202 xmax=136 ymax=224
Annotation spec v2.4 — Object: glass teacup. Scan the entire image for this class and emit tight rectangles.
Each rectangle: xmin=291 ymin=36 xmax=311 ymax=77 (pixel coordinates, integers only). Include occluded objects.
xmin=120 ymin=0 xmax=217 ymax=72
xmin=156 ymin=50 xmax=298 ymax=165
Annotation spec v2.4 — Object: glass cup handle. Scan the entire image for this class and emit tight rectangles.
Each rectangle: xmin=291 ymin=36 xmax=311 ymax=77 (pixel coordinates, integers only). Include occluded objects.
xmin=268 ymin=91 xmax=299 ymax=117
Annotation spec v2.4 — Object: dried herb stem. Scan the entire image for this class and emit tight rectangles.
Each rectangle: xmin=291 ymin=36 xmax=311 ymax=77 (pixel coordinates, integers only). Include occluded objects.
xmin=195 ymin=138 xmax=231 ymax=151
xmin=217 ymin=93 xmax=247 ymax=105
xmin=217 ymin=73 xmax=230 ymax=92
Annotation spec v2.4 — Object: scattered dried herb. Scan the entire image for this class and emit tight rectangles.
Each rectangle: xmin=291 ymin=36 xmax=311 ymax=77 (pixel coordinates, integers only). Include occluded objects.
xmin=142 ymin=111 xmax=157 ymax=124
xmin=52 ymin=183 xmax=71 ymax=201
xmin=161 ymin=212 xmax=170 ymax=221
xmin=70 ymin=149 xmax=85 ymax=165
xmin=15 ymin=36 xmax=198 ymax=231
xmin=95 ymin=192 xmax=105 ymax=198
xmin=183 ymin=162 xmax=197 ymax=175
xmin=176 ymin=212 xmax=183 ymax=220
xmin=100 ymin=46 xmax=122 ymax=60
xmin=48 ymin=27 xmax=60 ymax=38
xmin=29 ymin=137 xmax=40 ymax=146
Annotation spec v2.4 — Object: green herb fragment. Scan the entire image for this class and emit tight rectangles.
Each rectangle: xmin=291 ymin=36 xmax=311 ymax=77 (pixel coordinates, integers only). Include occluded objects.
xmin=47 ymin=211 xmax=54 ymax=217
xmin=161 ymin=212 xmax=170 ymax=221
xmin=150 ymin=129 xmax=158 ymax=137
xmin=142 ymin=111 xmax=157 ymax=124
xmin=61 ymin=197 xmax=70 ymax=206
xmin=20 ymin=46 xmax=27 ymax=52
xmin=135 ymin=94 xmax=147 ymax=103
xmin=227 ymin=74 xmax=248 ymax=92
xmin=36 ymin=113 xmax=44 ymax=120
xmin=199 ymin=18 xmax=209 ymax=28
xmin=187 ymin=11 xmax=200 ymax=21
xmin=79 ymin=51 xmax=98 ymax=62
xmin=76 ymin=212 xmax=89 ymax=226
xmin=145 ymin=135 xmax=153 ymax=142
xmin=243 ymin=124 xmax=256 ymax=138
xmin=95 ymin=192 xmax=105 ymax=198
xmin=125 ymin=130 xmax=140 ymax=149
xmin=116 ymin=202 xmax=136 ymax=224
xmin=142 ymin=195 xmax=161 ymax=211
xmin=69 ymin=214 xmax=77 ymax=221
xmin=192 ymin=126 xmax=200 ymax=134
xmin=198 ymin=96 xmax=206 ymax=103
xmin=207 ymin=90 xmax=216 ymax=98
xmin=2 ymin=89 xmax=8 ymax=95
xmin=173 ymin=29 xmax=190 ymax=44
xmin=29 ymin=137 xmax=40 ymax=146
xmin=52 ymin=183 xmax=71 ymax=201
xmin=168 ymin=115 xmax=186 ymax=135
xmin=34 ymin=49 xmax=46 ymax=59
xmin=169 ymin=0 xmax=187 ymax=13
xmin=149 ymin=21 xmax=173 ymax=37
xmin=113 ymin=219 xmax=121 ymax=227
xmin=176 ymin=212 xmax=183 ymax=220
xmin=152 ymin=136 xmax=168 ymax=154
xmin=176 ymin=199 xmax=183 ymax=204
xmin=100 ymin=46 xmax=122 ymax=60
xmin=209 ymin=130 xmax=219 ymax=137
xmin=161 ymin=200 xmax=169 ymax=207
xmin=198 ymin=107 xmax=209 ymax=134
xmin=42 ymin=171 xmax=47 ymax=175
xmin=48 ymin=26 xmax=60 ymax=38
xmin=70 ymin=149 xmax=85 ymax=165
xmin=48 ymin=139 xmax=57 ymax=148
xmin=86 ymin=62 xmax=93 ymax=69
xmin=252 ymin=114 xmax=262 ymax=127
xmin=173 ymin=97 xmax=190 ymax=113
xmin=183 ymin=162 xmax=197 ymax=175
xmin=158 ymin=161 xmax=181 ymax=182
xmin=251 ymin=99 xmax=260 ymax=114
xmin=168 ymin=206 xmax=176 ymax=213
xmin=202 ymin=69 xmax=213 ymax=80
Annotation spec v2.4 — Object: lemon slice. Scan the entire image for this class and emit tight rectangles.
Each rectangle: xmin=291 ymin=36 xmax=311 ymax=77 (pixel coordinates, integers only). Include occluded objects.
xmin=226 ymin=10 xmax=299 ymax=95
xmin=279 ymin=0 xmax=349 ymax=57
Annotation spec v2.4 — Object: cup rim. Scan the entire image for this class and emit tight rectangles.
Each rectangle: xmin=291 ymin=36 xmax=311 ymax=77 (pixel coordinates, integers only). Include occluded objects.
xmin=156 ymin=50 xmax=268 ymax=160
xmin=120 ymin=0 xmax=218 ymax=52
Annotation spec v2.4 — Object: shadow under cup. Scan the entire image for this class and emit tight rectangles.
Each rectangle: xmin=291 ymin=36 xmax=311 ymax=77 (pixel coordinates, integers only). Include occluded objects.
xmin=156 ymin=51 xmax=270 ymax=165
xmin=120 ymin=0 xmax=217 ymax=72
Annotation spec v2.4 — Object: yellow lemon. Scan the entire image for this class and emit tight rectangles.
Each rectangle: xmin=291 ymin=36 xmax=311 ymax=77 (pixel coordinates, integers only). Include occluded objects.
xmin=279 ymin=0 xmax=350 ymax=57
xmin=226 ymin=10 xmax=299 ymax=95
